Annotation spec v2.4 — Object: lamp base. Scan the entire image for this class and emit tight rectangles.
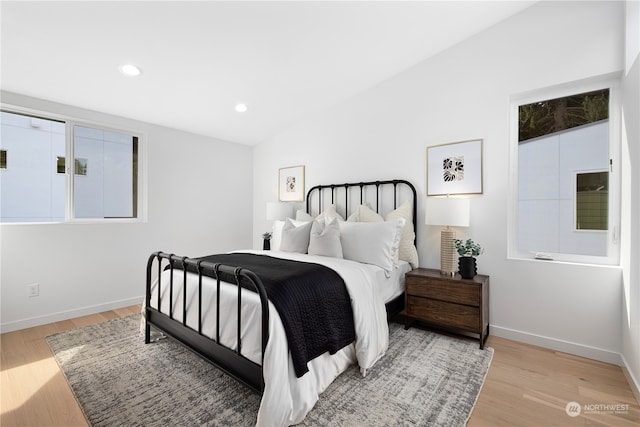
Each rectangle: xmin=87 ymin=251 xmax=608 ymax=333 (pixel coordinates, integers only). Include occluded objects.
xmin=440 ymin=228 xmax=456 ymax=275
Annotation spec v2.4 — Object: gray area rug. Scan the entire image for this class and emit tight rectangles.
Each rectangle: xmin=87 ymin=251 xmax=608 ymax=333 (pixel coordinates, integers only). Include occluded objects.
xmin=46 ymin=314 xmax=493 ymax=426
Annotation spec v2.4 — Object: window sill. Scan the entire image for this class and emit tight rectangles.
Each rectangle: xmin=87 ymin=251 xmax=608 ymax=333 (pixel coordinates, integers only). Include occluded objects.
xmin=507 ymin=254 xmax=621 ymax=268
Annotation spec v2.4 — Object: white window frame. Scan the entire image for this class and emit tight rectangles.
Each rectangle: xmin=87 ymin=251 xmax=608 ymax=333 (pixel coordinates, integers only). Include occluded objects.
xmin=0 ymin=104 xmax=146 ymax=224
xmin=507 ymin=75 xmax=621 ymax=266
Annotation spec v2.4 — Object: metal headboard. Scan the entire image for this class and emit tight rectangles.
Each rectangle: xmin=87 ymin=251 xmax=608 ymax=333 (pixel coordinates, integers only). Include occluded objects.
xmin=306 ymin=179 xmax=417 ymax=245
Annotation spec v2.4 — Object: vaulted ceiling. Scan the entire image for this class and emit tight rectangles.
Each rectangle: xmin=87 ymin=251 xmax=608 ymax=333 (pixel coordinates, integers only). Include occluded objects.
xmin=1 ymin=1 xmax=535 ymax=145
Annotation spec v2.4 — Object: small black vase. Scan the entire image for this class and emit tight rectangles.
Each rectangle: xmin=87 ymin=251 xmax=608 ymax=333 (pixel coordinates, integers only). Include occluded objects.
xmin=458 ymin=256 xmax=477 ymax=279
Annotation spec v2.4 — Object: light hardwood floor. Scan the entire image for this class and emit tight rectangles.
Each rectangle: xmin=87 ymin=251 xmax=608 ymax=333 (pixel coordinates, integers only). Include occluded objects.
xmin=1 ymin=305 xmax=639 ymax=426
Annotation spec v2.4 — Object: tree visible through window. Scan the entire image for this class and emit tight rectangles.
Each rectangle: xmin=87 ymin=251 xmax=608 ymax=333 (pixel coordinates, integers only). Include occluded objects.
xmin=519 ymin=89 xmax=609 ymax=141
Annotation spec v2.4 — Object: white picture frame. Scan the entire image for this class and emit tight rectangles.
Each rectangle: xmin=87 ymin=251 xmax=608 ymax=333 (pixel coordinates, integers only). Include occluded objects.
xmin=427 ymin=139 xmax=483 ymax=196
xmin=278 ymin=165 xmax=305 ymax=201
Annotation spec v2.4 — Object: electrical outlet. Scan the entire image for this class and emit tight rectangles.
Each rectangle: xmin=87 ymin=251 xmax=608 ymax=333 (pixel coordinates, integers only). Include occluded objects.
xmin=27 ymin=283 xmax=39 ymax=297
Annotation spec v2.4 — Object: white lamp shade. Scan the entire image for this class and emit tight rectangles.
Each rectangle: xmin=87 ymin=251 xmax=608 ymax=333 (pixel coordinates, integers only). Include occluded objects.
xmin=266 ymin=202 xmax=293 ymax=221
xmin=425 ymin=197 xmax=470 ymax=227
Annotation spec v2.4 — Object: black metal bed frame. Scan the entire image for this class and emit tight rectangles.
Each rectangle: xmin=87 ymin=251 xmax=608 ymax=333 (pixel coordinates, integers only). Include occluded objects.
xmin=144 ymin=179 xmax=417 ymax=395
xmin=306 ymin=179 xmax=417 ymax=245
xmin=145 ymin=253 xmax=270 ymax=392
xmin=306 ymin=179 xmax=417 ymax=316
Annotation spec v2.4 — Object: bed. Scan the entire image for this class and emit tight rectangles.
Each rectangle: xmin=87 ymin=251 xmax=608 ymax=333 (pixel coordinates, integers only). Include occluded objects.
xmin=144 ymin=179 xmax=418 ymax=427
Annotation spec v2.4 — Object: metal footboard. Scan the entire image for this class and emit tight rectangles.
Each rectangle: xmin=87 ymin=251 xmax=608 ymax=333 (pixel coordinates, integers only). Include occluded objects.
xmin=144 ymin=251 xmax=270 ymax=393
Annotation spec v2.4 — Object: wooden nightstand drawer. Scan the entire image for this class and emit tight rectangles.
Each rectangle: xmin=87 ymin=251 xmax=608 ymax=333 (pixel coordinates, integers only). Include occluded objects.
xmin=406 ymin=277 xmax=480 ymax=306
xmin=404 ymin=268 xmax=490 ymax=349
xmin=406 ymin=296 xmax=480 ymax=331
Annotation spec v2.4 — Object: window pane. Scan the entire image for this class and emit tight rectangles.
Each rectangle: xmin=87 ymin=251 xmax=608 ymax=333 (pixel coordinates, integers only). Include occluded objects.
xmin=0 ymin=111 xmax=65 ymax=222
xmin=518 ymin=89 xmax=609 ymax=142
xmin=73 ymin=125 xmax=137 ymax=219
xmin=576 ymin=171 xmax=608 ymax=230
xmin=56 ymin=156 xmax=65 ymax=174
xmin=517 ymin=89 xmax=609 ymax=257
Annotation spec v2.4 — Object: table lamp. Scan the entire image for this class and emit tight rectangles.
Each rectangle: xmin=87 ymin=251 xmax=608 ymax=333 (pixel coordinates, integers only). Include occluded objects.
xmin=425 ymin=197 xmax=470 ymax=275
xmin=266 ymin=202 xmax=293 ymax=222
xmin=264 ymin=202 xmax=293 ymax=250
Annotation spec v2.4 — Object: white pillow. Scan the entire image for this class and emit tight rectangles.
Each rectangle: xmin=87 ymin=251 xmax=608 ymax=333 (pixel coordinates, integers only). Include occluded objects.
xmin=296 ymin=205 xmax=345 ymax=222
xmin=357 ymin=204 xmax=383 ymax=222
xmin=308 ymin=218 xmax=343 ymax=258
xmin=295 ymin=209 xmax=314 ymax=221
xmin=351 ymin=202 xmax=419 ymax=268
xmin=346 ymin=211 xmax=359 ymax=222
xmin=339 ymin=217 xmax=405 ymax=275
xmin=280 ymin=218 xmax=313 ymax=253
xmin=271 ymin=219 xmax=309 ymax=251
xmin=346 ymin=203 xmax=373 ymax=222
xmin=318 ymin=205 xmax=344 ymax=222
xmin=385 ymin=201 xmax=419 ymax=269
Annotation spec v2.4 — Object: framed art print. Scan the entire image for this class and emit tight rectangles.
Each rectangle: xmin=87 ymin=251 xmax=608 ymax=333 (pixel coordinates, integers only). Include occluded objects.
xmin=278 ymin=165 xmax=305 ymax=201
xmin=427 ymin=139 xmax=483 ymax=195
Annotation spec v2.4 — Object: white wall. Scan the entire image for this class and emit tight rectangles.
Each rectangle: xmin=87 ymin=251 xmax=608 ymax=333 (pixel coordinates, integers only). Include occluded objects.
xmin=253 ymin=1 xmax=627 ymax=364
xmin=621 ymin=0 xmax=640 ymax=401
xmin=0 ymin=92 xmax=254 ymax=332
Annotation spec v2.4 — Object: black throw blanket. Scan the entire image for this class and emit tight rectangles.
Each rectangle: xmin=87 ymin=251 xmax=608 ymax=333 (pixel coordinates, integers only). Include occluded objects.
xmin=173 ymin=253 xmax=355 ymax=377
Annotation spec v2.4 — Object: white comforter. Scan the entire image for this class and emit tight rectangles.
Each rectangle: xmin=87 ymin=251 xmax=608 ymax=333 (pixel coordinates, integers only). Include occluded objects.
xmin=145 ymin=250 xmax=394 ymax=427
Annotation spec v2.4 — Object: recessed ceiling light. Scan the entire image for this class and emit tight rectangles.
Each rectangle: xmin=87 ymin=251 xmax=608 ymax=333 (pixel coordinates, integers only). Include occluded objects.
xmin=235 ymin=104 xmax=248 ymax=113
xmin=120 ymin=64 xmax=141 ymax=77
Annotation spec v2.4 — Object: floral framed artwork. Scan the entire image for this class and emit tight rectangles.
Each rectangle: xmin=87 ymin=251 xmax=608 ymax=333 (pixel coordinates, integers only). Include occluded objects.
xmin=427 ymin=139 xmax=483 ymax=195
xmin=278 ymin=165 xmax=305 ymax=201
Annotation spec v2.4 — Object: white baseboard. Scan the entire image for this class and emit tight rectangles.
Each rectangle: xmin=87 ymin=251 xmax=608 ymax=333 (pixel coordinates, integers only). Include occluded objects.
xmin=491 ymin=325 xmax=623 ymax=366
xmin=621 ymin=354 xmax=640 ymax=406
xmin=0 ymin=296 xmax=143 ymax=334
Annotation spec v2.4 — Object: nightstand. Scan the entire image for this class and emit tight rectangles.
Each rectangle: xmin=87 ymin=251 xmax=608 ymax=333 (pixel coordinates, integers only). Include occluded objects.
xmin=404 ymin=268 xmax=489 ymax=349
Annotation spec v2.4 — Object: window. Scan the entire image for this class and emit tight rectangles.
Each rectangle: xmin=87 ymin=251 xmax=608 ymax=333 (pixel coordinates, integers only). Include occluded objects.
xmin=56 ymin=157 xmax=89 ymax=175
xmin=510 ymin=81 xmax=619 ymax=265
xmin=0 ymin=150 xmax=6 ymax=169
xmin=0 ymin=110 xmax=141 ymax=223
xmin=73 ymin=125 xmax=138 ymax=219
xmin=576 ymin=171 xmax=608 ymax=231
xmin=56 ymin=156 xmax=66 ymax=174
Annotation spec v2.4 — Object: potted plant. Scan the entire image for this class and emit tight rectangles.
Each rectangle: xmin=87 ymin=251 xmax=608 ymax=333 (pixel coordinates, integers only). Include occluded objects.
xmin=454 ymin=238 xmax=483 ymax=279
xmin=262 ymin=232 xmax=272 ymax=250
